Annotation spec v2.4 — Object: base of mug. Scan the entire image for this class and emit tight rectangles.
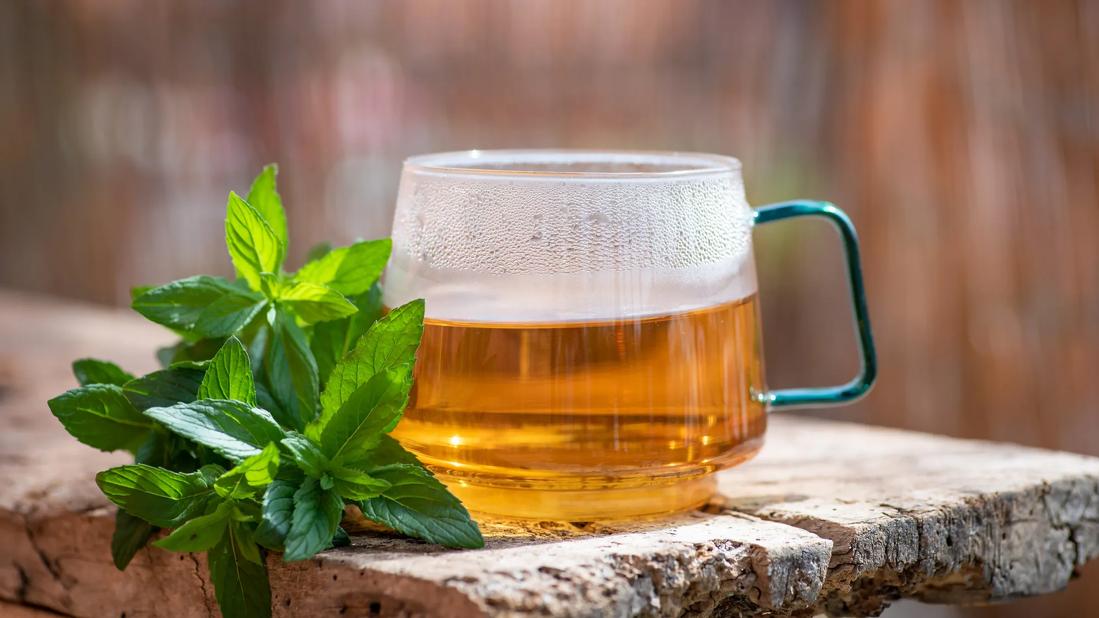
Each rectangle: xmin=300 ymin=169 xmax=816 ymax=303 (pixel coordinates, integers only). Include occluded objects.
xmin=436 ymin=473 xmax=718 ymax=521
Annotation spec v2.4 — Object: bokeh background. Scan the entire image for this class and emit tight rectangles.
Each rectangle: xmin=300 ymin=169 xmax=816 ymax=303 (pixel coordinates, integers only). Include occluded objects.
xmin=2 ymin=1 xmax=1097 ymax=615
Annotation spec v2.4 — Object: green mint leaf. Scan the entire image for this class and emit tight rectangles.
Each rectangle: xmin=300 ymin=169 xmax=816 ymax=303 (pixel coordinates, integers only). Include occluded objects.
xmin=196 ymin=291 xmax=268 ymax=338
xmin=133 ymin=430 xmax=202 ymax=473
xmin=264 ymin=310 xmax=318 ymax=431
xmin=331 ymin=526 xmax=350 ymax=548
xmin=231 ymin=520 xmax=264 ymax=564
xmin=208 ymin=525 xmax=271 ymax=618
xmin=253 ymin=381 xmax=287 ymax=426
xmin=123 ymin=367 xmax=205 ymax=410
xmin=133 ymin=275 xmax=265 ymax=338
xmin=226 ymin=191 xmax=285 ymax=292
xmin=96 ymin=464 xmax=215 ymax=528
xmin=156 ymin=344 xmax=182 ymax=369
xmin=241 ymin=317 xmax=269 ymax=373
xmin=316 ymin=299 xmax=424 ymax=422
xmin=153 ymin=500 xmax=233 ymax=553
xmin=328 ymin=466 xmax=389 ymax=501
xmin=276 ymin=281 xmax=357 ymax=325
xmin=254 ymin=479 xmax=295 ymax=551
xmin=316 ymin=364 xmax=414 ymax=463
xmin=156 ymin=337 xmax=226 ymax=369
xmin=144 ymin=400 xmax=285 ymax=462
xmin=133 ymin=276 xmax=224 ymax=330
xmin=72 ymin=359 xmax=134 ymax=387
xmin=283 ymin=477 xmax=344 ymax=561
xmin=169 ymin=359 xmax=212 ymax=370
xmin=311 ymin=284 xmax=383 ymax=388
xmin=309 ymin=322 xmax=343 ymax=392
xmin=303 ymin=241 xmax=332 ymax=264
xmin=130 ymin=285 xmax=153 ymax=300
xmin=198 ymin=337 xmax=256 ymax=405
xmin=295 ymin=239 xmax=391 ymax=297
xmin=246 ymin=164 xmax=288 ymax=250
xmin=111 ymin=510 xmax=156 ymax=570
xmin=346 ymin=434 xmax=423 ymax=469
xmin=279 ymin=432 xmax=329 ymax=478
xmin=359 ymin=464 xmax=483 ymax=549
xmin=215 ymin=443 xmax=280 ymax=499
xmin=258 ymin=272 xmax=288 ymax=299
xmin=48 ymin=384 xmax=152 ymax=453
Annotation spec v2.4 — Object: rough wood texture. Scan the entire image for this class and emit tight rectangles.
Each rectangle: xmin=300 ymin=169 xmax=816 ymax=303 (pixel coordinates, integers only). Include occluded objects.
xmin=2 ymin=290 xmax=1097 ymax=617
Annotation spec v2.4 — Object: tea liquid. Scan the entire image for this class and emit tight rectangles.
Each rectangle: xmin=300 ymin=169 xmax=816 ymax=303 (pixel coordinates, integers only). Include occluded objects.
xmin=392 ymin=295 xmax=768 ymax=518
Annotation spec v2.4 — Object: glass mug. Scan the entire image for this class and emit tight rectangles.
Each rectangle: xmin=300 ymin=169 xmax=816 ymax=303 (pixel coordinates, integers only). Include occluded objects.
xmin=383 ymin=150 xmax=876 ymax=520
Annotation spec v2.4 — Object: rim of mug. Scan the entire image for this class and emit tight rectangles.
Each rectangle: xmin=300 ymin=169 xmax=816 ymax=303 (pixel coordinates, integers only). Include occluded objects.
xmin=403 ymin=149 xmax=742 ymax=179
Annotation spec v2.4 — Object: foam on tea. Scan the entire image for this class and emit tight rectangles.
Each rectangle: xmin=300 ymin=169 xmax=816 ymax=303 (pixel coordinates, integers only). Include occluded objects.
xmin=383 ymin=151 xmax=766 ymax=520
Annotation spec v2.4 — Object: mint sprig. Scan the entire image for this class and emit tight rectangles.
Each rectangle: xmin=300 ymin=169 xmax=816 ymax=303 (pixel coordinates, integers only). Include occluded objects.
xmin=46 ymin=164 xmax=483 ymax=618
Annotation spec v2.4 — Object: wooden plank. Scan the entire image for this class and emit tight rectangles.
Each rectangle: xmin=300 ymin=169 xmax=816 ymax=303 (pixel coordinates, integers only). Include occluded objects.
xmin=1 ymin=290 xmax=1097 ymax=617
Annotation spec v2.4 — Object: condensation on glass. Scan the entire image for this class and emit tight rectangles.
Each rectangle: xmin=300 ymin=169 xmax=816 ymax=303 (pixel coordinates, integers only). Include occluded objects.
xmin=383 ymin=150 xmax=766 ymax=520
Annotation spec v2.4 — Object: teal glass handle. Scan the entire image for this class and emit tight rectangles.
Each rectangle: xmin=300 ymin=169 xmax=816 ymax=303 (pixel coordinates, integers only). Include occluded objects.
xmin=753 ymin=200 xmax=877 ymax=410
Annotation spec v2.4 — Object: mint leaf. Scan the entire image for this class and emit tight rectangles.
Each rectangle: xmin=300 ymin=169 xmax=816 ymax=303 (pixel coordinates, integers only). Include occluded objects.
xmin=284 ymin=477 xmax=344 ymax=561
xmin=276 ymin=281 xmax=357 ymax=325
xmin=253 ymin=381 xmax=286 ymax=425
xmin=311 ymin=284 xmax=383 ymax=387
xmin=257 ymin=272 xmax=288 ymax=299
xmin=316 ymin=364 xmax=413 ymax=463
xmin=241 ymin=317 xmax=268 ymax=374
xmin=132 ymin=275 xmax=229 ymax=329
xmin=347 ymin=434 xmax=423 ymax=469
xmin=72 ymin=359 xmax=134 ymax=387
xmin=331 ymin=526 xmax=350 ymax=548
xmin=359 ymin=464 xmax=483 ymax=549
xmin=226 ymin=191 xmax=285 ymax=291
xmin=130 ymin=285 xmax=153 ymax=300
xmin=328 ymin=466 xmax=389 ymax=501
xmin=133 ymin=427 xmax=167 ymax=461
xmin=154 ymin=501 xmax=233 ymax=553
xmin=254 ymin=480 xmax=295 ymax=551
xmin=133 ymin=276 xmax=265 ymax=338
xmin=123 ymin=367 xmax=205 ymax=410
xmin=208 ymin=525 xmax=271 ymax=618
xmin=111 ymin=510 xmax=155 ymax=570
xmin=215 ymin=443 xmax=279 ymax=499
xmin=279 ymin=433 xmax=329 ymax=478
xmin=231 ymin=519 xmax=263 ymax=564
xmin=170 ymin=360 xmax=212 ymax=370
xmin=96 ymin=464 xmax=215 ymax=528
xmin=295 ymin=239 xmax=391 ymax=297
xmin=264 ymin=311 xmax=318 ymax=431
xmin=144 ymin=400 xmax=285 ymax=462
xmin=198 ymin=337 xmax=256 ymax=405
xmin=303 ymin=241 xmax=331 ymax=264
xmin=310 ymin=323 xmax=345 ymax=391
xmin=246 ymin=164 xmax=288 ymax=250
xmin=196 ymin=292 xmax=268 ymax=338
xmin=317 ymin=299 xmax=424 ymax=419
xmin=112 ymin=427 xmax=182 ymax=566
xmin=156 ymin=337 xmax=226 ymax=369
xmin=48 ymin=384 xmax=152 ymax=452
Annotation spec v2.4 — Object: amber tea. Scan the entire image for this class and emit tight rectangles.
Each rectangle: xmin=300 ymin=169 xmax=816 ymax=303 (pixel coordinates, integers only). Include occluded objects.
xmin=393 ymin=295 xmax=766 ymax=518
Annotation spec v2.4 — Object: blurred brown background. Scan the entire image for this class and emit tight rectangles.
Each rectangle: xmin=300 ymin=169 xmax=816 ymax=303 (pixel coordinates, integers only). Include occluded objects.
xmin=1 ymin=1 xmax=1097 ymax=615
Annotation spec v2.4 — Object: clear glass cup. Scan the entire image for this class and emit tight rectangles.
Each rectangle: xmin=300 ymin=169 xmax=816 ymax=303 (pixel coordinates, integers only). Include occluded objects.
xmin=383 ymin=150 xmax=876 ymax=520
